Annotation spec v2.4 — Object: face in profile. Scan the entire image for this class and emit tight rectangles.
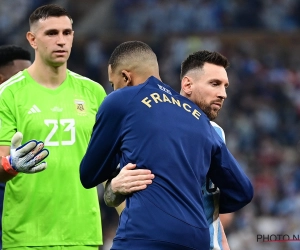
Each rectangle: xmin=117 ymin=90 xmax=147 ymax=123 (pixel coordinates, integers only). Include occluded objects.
xmin=108 ymin=65 xmax=129 ymax=91
xmin=190 ymin=63 xmax=229 ymax=120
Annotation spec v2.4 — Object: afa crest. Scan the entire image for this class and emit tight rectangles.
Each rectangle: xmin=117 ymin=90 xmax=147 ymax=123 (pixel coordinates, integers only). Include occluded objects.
xmin=74 ymin=99 xmax=86 ymax=115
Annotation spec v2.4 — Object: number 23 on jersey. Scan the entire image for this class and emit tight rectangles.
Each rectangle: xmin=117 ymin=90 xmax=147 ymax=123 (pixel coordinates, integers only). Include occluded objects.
xmin=44 ymin=119 xmax=75 ymax=146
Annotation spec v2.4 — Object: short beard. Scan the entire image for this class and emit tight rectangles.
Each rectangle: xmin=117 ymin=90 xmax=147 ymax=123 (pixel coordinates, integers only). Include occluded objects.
xmin=197 ymin=101 xmax=219 ymax=121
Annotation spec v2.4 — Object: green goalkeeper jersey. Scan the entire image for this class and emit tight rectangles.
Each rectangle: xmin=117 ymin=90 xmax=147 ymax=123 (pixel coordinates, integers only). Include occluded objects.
xmin=0 ymin=69 xmax=106 ymax=248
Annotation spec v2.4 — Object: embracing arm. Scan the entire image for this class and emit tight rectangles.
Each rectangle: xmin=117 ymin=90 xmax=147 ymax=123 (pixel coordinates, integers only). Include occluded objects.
xmin=220 ymin=221 xmax=231 ymax=250
xmin=209 ymin=143 xmax=253 ymax=213
xmin=104 ymin=165 xmax=126 ymax=208
xmin=104 ymin=179 xmax=126 ymax=209
xmin=80 ymin=93 xmax=126 ymax=188
xmin=104 ymin=163 xmax=154 ymax=210
xmin=220 ymin=213 xmax=234 ymax=250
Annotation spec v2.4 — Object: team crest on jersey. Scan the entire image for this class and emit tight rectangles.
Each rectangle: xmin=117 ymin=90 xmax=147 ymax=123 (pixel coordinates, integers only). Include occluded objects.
xmin=74 ymin=99 xmax=86 ymax=115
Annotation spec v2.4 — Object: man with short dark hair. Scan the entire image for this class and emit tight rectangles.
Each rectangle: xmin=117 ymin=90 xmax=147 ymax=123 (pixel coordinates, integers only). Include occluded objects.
xmin=0 ymin=4 xmax=106 ymax=250
xmin=80 ymin=41 xmax=253 ymax=250
xmin=105 ymin=50 xmax=235 ymax=250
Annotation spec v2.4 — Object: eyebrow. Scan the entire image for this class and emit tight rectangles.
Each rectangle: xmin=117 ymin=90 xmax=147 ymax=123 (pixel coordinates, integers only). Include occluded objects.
xmin=44 ymin=28 xmax=73 ymax=33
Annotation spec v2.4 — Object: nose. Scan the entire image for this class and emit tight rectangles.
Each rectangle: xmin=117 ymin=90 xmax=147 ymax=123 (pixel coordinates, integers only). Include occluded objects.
xmin=57 ymin=33 xmax=66 ymax=45
xmin=217 ymin=86 xmax=227 ymax=100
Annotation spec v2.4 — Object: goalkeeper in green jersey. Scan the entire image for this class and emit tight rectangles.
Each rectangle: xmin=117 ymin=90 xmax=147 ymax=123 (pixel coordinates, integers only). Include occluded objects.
xmin=0 ymin=4 xmax=106 ymax=250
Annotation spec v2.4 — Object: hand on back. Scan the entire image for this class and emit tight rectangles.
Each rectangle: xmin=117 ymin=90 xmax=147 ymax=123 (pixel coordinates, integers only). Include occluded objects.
xmin=111 ymin=163 xmax=154 ymax=195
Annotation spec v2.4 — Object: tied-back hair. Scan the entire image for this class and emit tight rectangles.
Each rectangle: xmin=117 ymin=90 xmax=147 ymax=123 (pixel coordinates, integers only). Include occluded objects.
xmin=180 ymin=51 xmax=229 ymax=80
xmin=108 ymin=41 xmax=157 ymax=72
xmin=0 ymin=45 xmax=31 ymax=67
xmin=29 ymin=4 xmax=73 ymax=27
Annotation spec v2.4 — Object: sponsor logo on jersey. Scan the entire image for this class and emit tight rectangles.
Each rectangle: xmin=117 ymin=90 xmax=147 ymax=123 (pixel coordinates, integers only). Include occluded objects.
xmin=51 ymin=106 xmax=63 ymax=112
xmin=157 ymin=84 xmax=172 ymax=95
xmin=28 ymin=105 xmax=41 ymax=114
xmin=74 ymin=99 xmax=86 ymax=115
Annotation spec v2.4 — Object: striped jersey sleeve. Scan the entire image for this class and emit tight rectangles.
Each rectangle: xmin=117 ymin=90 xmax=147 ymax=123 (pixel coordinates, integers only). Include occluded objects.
xmin=203 ymin=121 xmax=226 ymax=250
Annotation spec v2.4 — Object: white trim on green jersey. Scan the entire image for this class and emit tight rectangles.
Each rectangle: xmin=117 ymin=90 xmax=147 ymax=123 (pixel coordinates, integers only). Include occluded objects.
xmin=0 ymin=71 xmax=25 ymax=95
xmin=0 ymin=69 xmax=106 ymax=248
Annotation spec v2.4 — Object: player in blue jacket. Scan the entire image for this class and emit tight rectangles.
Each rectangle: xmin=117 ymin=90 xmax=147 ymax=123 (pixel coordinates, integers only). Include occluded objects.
xmin=104 ymin=50 xmax=235 ymax=250
xmin=80 ymin=41 xmax=253 ymax=250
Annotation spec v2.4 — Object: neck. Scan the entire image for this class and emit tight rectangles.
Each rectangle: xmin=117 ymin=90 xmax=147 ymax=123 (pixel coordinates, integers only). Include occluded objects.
xmin=132 ymin=71 xmax=161 ymax=86
xmin=27 ymin=60 xmax=67 ymax=89
xmin=151 ymin=72 xmax=161 ymax=81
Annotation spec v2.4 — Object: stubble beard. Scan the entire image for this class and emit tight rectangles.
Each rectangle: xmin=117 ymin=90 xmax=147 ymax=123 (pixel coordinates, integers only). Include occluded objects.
xmin=197 ymin=101 xmax=219 ymax=121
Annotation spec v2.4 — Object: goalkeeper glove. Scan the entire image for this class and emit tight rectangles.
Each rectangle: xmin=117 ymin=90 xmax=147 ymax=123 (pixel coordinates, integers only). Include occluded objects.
xmin=2 ymin=132 xmax=49 ymax=175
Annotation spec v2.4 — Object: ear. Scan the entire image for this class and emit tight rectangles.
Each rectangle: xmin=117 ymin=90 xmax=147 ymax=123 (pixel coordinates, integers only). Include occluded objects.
xmin=121 ymin=70 xmax=132 ymax=86
xmin=26 ymin=31 xmax=37 ymax=49
xmin=181 ymin=76 xmax=192 ymax=96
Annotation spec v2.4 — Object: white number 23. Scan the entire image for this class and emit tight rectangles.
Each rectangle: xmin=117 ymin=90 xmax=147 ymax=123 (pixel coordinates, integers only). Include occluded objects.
xmin=44 ymin=119 xmax=75 ymax=146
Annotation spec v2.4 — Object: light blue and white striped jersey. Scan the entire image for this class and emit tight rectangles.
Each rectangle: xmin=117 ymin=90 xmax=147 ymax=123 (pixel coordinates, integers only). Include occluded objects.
xmin=202 ymin=121 xmax=226 ymax=250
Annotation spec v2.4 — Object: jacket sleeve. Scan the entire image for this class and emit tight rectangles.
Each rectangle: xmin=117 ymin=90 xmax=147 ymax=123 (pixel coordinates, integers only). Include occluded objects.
xmin=80 ymin=92 xmax=124 ymax=188
xmin=208 ymin=140 xmax=253 ymax=213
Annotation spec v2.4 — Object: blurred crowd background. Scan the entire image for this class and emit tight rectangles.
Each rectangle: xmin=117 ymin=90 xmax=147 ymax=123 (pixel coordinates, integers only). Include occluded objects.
xmin=1 ymin=0 xmax=300 ymax=249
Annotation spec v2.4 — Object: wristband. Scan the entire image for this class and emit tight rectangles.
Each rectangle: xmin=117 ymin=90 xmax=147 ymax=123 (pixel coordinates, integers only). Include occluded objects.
xmin=1 ymin=156 xmax=18 ymax=176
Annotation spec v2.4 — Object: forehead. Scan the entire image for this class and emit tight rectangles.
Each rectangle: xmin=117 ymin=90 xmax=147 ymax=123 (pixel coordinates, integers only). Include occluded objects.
xmin=33 ymin=16 xmax=72 ymax=32
xmin=201 ymin=63 xmax=228 ymax=81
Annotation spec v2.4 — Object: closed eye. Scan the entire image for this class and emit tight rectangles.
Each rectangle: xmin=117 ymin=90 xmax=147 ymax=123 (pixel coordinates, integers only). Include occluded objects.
xmin=210 ymin=81 xmax=220 ymax=86
xmin=210 ymin=80 xmax=229 ymax=88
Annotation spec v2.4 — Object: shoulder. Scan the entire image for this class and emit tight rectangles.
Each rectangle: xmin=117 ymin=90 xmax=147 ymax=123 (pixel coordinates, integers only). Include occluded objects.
xmin=68 ymin=70 xmax=106 ymax=94
xmin=210 ymin=121 xmax=222 ymax=129
xmin=210 ymin=121 xmax=226 ymax=143
xmin=103 ymin=88 xmax=128 ymax=106
xmin=67 ymin=70 xmax=107 ymax=104
xmin=99 ymin=87 xmax=135 ymax=114
xmin=0 ymin=71 xmax=27 ymax=97
xmin=95 ymin=90 xmax=128 ymax=122
xmin=68 ymin=70 xmax=95 ymax=83
xmin=108 ymin=83 xmax=146 ymax=101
